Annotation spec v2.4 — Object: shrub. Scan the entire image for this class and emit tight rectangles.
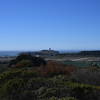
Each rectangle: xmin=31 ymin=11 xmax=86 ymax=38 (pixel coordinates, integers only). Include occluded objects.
xmin=70 ymin=69 xmax=100 ymax=85
xmin=49 ymin=97 xmax=77 ymax=100
xmin=39 ymin=61 xmax=76 ymax=77
xmin=9 ymin=53 xmax=46 ymax=68
xmin=0 ymin=78 xmax=26 ymax=100
xmin=0 ymin=69 xmax=40 ymax=85
xmin=71 ymin=87 xmax=100 ymax=100
xmin=59 ymin=97 xmax=77 ymax=100
xmin=49 ymin=96 xmax=57 ymax=100
xmin=15 ymin=60 xmax=33 ymax=68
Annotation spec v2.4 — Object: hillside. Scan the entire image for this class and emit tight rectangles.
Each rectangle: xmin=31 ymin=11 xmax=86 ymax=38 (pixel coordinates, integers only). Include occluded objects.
xmin=0 ymin=54 xmax=100 ymax=100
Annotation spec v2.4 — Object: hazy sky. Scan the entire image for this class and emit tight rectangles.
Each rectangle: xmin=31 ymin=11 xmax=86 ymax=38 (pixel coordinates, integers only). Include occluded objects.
xmin=0 ymin=0 xmax=100 ymax=51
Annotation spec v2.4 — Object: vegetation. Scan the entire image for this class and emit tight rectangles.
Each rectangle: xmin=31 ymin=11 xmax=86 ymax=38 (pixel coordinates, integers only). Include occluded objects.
xmin=8 ymin=53 xmax=46 ymax=67
xmin=0 ymin=54 xmax=100 ymax=100
xmin=0 ymin=69 xmax=100 ymax=100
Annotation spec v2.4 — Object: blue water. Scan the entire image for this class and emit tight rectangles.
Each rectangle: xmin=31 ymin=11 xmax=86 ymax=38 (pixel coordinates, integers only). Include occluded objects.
xmin=0 ymin=51 xmax=21 ymax=56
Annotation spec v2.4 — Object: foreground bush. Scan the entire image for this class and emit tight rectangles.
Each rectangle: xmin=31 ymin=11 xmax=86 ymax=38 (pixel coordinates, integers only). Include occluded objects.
xmin=70 ymin=69 xmax=100 ymax=85
xmin=49 ymin=97 xmax=77 ymax=100
xmin=0 ymin=69 xmax=100 ymax=100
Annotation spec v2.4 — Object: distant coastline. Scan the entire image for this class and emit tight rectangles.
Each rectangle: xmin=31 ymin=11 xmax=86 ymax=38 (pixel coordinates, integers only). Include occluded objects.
xmin=0 ymin=50 xmax=80 ymax=57
xmin=0 ymin=50 xmax=100 ymax=57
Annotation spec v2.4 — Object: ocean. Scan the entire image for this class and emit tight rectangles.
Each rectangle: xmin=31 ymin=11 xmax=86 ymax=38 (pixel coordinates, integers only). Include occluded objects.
xmin=0 ymin=51 xmax=21 ymax=57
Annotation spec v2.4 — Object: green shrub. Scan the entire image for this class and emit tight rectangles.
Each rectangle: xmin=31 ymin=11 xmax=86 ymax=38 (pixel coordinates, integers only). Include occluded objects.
xmin=59 ymin=97 xmax=77 ymax=100
xmin=49 ymin=96 xmax=58 ymax=100
xmin=49 ymin=97 xmax=77 ymax=100
xmin=0 ymin=78 xmax=26 ymax=100
xmin=9 ymin=54 xmax=46 ymax=68
xmin=15 ymin=60 xmax=33 ymax=67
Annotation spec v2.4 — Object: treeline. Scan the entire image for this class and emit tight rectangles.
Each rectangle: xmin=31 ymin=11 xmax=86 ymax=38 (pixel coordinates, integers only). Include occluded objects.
xmin=79 ymin=51 xmax=100 ymax=56
xmin=59 ymin=50 xmax=100 ymax=57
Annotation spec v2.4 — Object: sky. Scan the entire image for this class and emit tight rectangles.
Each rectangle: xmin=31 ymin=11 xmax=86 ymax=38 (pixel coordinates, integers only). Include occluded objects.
xmin=0 ymin=0 xmax=100 ymax=51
